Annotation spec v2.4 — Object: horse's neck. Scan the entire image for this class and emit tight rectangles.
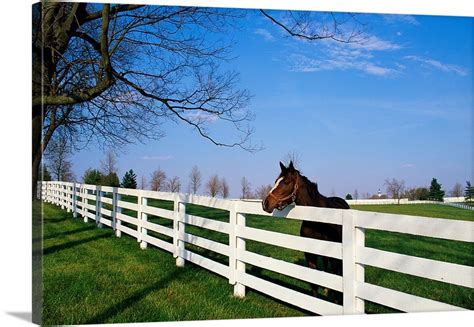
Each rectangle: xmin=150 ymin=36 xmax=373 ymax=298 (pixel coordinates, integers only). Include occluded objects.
xmin=295 ymin=176 xmax=326 ymax=207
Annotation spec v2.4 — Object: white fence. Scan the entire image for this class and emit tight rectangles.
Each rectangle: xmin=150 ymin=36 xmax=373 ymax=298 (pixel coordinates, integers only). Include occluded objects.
xmin=39 ymin=181 xmax=474 ymax=315
xmin=443 ymin=202 xmax=474 ymax=211
xmin=347 ymin=197 xmax=466 ymax=205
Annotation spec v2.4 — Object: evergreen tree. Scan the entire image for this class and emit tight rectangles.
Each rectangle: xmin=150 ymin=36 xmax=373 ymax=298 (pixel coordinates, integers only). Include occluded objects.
xmin=122 ymin=170 xmax=138 ymax=189
xmin=102 ymin=172 xmax=120 ymax=187
xmin=40 ymin=165 xmax=52 ymax=181
xmin=428 ymin=178 xmax=445 ymax=202
xmin=83 ymin=168 xmax=103 ymax=185
xmin=345 ymin=193 xmax=353 ymax=200
xmin=465 ymin=181 xmax=474 ymax=204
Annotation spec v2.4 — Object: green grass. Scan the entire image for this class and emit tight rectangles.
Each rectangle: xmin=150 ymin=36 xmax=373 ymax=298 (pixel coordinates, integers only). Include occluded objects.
xmin=40 ymin=200 xmax=474 ymax=324
xmin=352 ymin=203 xmax=474 ymax=222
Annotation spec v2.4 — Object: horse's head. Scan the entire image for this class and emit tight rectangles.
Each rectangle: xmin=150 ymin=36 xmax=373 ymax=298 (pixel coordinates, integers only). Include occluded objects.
xmin=262 ymin=161 xmax=299 ymax=213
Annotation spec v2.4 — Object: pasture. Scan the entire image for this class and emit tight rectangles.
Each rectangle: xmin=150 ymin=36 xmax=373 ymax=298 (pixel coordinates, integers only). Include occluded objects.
xmin=40 ymin=199 xmax=474 ymax=325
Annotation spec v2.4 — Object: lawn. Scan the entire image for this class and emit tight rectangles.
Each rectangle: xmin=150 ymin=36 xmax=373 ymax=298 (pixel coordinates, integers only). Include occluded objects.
xmin=39 ymin=199 xmax=474 ymax=324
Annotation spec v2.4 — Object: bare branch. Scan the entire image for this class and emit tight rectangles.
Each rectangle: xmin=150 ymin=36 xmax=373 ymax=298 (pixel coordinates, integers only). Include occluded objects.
xmin=259 ymin=9 xmax=366 ymax=44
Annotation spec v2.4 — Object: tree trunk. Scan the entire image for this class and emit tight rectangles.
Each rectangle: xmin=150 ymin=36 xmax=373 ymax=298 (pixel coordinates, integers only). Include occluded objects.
xmin=32 ymin=106 xmax=43 ymax=200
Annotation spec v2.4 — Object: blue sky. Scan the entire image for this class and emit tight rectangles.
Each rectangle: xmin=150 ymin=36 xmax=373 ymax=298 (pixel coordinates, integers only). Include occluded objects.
xmin=71 ymin=10 xmax=473 ymax=198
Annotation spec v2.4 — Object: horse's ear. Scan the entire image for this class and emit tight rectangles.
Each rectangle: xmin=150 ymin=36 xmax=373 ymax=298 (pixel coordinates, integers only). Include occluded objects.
xmin=279 ymin=161 xmax=287 ymax=172
xmin=288 ymin=160 xmax=295 ymax=171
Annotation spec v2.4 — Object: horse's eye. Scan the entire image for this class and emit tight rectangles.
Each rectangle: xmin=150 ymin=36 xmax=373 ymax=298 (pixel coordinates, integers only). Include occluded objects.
xmin=283 ymin=180 xmax=291 ymax=185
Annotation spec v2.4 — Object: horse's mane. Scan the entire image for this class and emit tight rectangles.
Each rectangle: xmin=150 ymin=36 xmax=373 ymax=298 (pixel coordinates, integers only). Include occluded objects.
xmin=297 ymin=170 xmax=348 ymax=209
xmin=297 ymin=171 xmax=324 ymax=200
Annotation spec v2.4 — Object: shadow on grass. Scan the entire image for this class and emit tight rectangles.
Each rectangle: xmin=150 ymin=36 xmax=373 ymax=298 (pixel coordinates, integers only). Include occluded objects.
xmin=42 ymin=225 xmax=97 ymax=241
xmin=43 ymin=233 xmax=111 ymax=255
xmin=247 ymin=265 xmax=313 ymax=297
xmin=85 ymin=269 xmax=186 ymax=324
xmin=43 ymin=217 xmax=68 ymax=224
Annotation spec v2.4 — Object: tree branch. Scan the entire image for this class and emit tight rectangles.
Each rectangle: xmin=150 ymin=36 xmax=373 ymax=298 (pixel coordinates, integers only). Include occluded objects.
xmin=83 ymin=4 xmax=144 ymax=23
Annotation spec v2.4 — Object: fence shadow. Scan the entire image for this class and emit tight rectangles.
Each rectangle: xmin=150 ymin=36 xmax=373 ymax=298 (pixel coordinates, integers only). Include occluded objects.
xmin=43 ymin=217 xmax=68 ymax=224
xmin=84 ymin=269 xmax=186 ymax=324
xmin=43 ymin=225 xmax=97 ymax=241
xmin=43 ymin=233 xmax=111 ymax=255
xmin=247 ymin=265 xmax=313 ymax=297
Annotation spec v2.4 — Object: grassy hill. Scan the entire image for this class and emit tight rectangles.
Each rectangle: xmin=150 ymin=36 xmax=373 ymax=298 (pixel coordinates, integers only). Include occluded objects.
xmin=39 ymin=200 xmax=474 ymax=324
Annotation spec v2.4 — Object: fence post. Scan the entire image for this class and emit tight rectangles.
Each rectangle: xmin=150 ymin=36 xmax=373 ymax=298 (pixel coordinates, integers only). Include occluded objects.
xmin=229 ymin=202 xmax=237 ymax=285
xmin=83 ymin=187 xmax=88 ymax=223
xmin=66 ymin=184 xmax=70 ymax=211
xmin=140 ymin=194 xmax=148 ymax=250
xmin=112 ymin=187 xmax=117 ymax=231
xmin=72 ymin=183 xmax=77 ymax=218
xmin=53 ymin=183 xmax=57 ymax=205
xmin=234 ymin=210 xmax=246 ymax=298
xmin=174 ymin=194 xmax=185 ymax=267
xmin=355 ymin=224 xmax=365 ymax=313
xmin=66 ymin=184 xmax=71 ymax=213
xmin=61 ymin=183 xmax=65 ymax=210
xmin=342 ymin=210 xmax=365 ymax=314
xmin=96 ymin=185 xmax=102 ymax=228
xmin=57 ymin=183 xmax=60 ymax=206
xmin=115 ymin=193 xmax=122 ymax=237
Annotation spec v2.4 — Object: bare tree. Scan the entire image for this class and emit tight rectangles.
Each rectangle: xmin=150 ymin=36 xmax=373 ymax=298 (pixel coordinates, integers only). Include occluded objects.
xmin=140 ymin=175 xmax=147 ymax=190
xmin=150 ymin=169 xmax=167 ymax=191
xmin=220 ymin=178 xmax=230 ymax=198
xmin=284 ymin=151 xmax=300 ymax=168
xmin=167 ymin=176 xmax=182 ymax=193
xmin=354 ymin=189 xmax=359 ymax=200
xmin=404 ymin=187 xmax=429 ymax=201
xmin=45 ymin=134 xmax=75 ymax=182
xmin=100 ymin=148 xmax=118 ymax=176
xmin=384 ymin=178 xmax=406 ymax=204
xmin=31 ymin=3 xmax=261 ymax=198
xmin=206 ymin=175 xmax=221 ymax=197
xmin=188 ymin=166 xmax=202 ymax=194
xmin=241 ymin=177 xmax=252 ymax=199
xmin=31 ymin=3 xmax=365 ymax=198
xmin=450 ymin=182 xmax=463 ymax=197
xmin=259 ymin=10 xmax=365 ymax=43
xmin=254 ymin=185 xmax=272 ymax=200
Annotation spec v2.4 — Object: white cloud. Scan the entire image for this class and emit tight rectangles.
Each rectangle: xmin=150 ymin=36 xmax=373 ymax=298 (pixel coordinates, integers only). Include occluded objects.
xmin=363 ymin=63 xmax=396 ymax=76
xmin=289 ymin=54 xmax=397 ymax=76
xmin=254 ymin=28 xmax=274 ymax=41
xmin=185 ymin=112 xmax=218 ymax=123
xmin=404 ymin=55 xmax=468 ymax=76
xmin=142 ymin=155 xmax=173 ymax=161
xmin=383 ymin=14 xmax=420 ymax=26
xmin=401 ymin=164 xmax=415 ymax=168
xmin=351 ymin=35 xmax=401 ymax=51
xmin=287 ymin=32 xmax=402 ymax=77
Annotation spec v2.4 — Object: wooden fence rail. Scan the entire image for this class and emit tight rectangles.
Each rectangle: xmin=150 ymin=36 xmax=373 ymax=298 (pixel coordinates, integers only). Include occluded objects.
xmin=39 ymin=181 xmax=474 ymax=315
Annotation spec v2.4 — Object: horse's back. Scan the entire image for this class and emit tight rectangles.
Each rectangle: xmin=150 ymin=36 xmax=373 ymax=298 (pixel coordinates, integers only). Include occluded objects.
xmin=326 ymin=196 xmax=350 ymax=209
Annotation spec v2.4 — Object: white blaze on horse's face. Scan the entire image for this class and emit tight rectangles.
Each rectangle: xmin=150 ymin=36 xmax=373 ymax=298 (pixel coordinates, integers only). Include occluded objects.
xmin=269 ymin=177 xmax=284 ymax=195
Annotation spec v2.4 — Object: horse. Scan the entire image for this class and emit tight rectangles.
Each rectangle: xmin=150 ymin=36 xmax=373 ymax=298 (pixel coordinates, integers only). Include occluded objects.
xmin=262 ymin=161 xmax=350 ymax=303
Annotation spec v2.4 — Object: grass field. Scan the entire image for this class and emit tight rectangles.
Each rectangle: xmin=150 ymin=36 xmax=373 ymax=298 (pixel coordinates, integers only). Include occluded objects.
xmin=39 ymin=200 xmax=474 ymax=324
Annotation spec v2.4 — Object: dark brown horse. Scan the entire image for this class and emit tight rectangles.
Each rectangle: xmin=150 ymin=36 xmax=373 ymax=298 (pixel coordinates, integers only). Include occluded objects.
xmin=262 ymin=161 xmax=349 ymax=302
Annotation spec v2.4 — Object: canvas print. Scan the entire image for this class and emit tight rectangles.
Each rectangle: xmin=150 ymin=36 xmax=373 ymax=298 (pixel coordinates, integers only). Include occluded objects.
xmin=32 ymin=1 xmax=473 ymax=325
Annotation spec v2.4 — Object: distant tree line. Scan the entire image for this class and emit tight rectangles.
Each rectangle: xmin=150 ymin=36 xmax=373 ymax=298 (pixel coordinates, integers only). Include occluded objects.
xmin=345 ymin=178 xmax=472 ymax=205
xmin=41 ymin=145 xmax=473 ymax=203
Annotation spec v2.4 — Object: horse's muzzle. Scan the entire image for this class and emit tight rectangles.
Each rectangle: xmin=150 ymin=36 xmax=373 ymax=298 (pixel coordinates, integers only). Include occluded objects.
xmin=262 ymin=198 xmax=272 ymax=213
